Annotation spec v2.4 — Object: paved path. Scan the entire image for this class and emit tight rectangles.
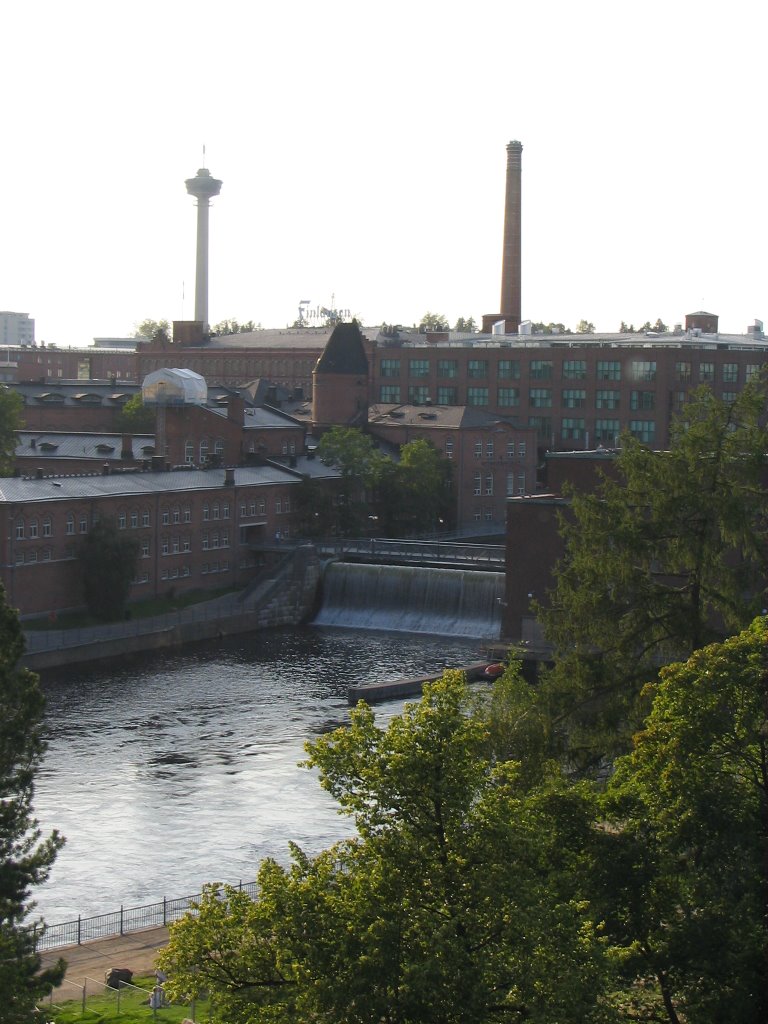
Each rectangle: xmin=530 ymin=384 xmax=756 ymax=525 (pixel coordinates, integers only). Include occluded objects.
xmin=39 ymin=925 xmax=169 ymax=1004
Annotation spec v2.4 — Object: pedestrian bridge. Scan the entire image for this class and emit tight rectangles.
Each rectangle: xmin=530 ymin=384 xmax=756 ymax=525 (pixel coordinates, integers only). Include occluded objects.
xmin=313 ymin=536 xmax=505 ymax=572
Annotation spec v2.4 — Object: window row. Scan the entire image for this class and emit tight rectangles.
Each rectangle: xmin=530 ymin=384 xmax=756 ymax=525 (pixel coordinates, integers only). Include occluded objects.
xmin=471 ymin=472 xmax=528 ymax=497
xmin=184 ymin=439 xmax=225 ymax=465
xmin=469 ymin=440 xmax=527 ymax=459
xmin=378 ymin=358 xmax=761 ymax=385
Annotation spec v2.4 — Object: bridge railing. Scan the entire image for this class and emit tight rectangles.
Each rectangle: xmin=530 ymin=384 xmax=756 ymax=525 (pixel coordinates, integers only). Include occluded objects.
xmin=315 ymin=537 xmax=505 ymax=567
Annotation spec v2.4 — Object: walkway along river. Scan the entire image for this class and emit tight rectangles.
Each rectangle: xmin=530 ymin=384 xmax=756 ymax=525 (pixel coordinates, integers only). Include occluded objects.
xmin=35 ymin=626 xmax=481 ymax=924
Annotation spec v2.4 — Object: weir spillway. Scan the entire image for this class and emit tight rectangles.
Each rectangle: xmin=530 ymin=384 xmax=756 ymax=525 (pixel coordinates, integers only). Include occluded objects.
xmin=312 ymin=562 xmax=504 ymax=639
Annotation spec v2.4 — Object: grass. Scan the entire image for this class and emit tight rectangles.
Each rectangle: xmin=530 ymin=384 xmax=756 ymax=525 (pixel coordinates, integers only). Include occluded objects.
xmin=43 ymin=974 xmax=211 ymax=1024
xmin=23 ymin=587 xmax=239 ymax=631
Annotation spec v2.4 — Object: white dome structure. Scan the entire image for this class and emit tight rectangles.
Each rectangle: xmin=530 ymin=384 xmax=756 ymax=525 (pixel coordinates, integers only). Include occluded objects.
xmin=142 ymin=368 xmax=207 ymax=406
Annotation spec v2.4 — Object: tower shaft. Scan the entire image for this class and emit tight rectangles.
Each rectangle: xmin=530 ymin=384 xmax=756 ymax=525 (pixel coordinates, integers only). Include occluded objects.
xmin=185 ymin=167 xmax=223 ymax=330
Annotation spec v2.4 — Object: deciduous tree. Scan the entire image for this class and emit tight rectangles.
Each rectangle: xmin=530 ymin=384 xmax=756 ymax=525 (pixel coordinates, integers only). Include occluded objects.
xmin=79 ymin=519 xmax=140 ymax=620
xmin=0 ymin=385 xmax=23 ymax=475
xmin=115 ymin=394 xmax=155 ymax=434
xmin=0 ymin=585 xmax=65 ymax=1019
xmin=159 ymin=672 xmax=612 ymax=1024
xmin=132 ymin=318 xmax=170 ymax=339
xmin=538 ymin=382 xmax=768 ymax=757
xmin=418 ymin=311 xmax=449 ymax=331
xmin=600 ymin=618 xmax=768 ymax=1023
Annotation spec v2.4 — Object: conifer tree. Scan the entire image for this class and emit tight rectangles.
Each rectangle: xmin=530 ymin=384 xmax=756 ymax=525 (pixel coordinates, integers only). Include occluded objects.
xmin=0 ymin=584 xmax=65 ymax=1018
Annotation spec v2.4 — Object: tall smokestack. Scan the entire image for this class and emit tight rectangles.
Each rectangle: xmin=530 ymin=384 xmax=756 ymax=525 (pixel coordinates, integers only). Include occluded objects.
xmin=482 ymin=140 xmax=523 ymax=335
xmin=500 ymin=140 xmax=522 ymax=327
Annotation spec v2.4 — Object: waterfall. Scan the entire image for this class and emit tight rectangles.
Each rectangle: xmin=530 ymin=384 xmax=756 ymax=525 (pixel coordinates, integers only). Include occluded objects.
xmin=313 ymin=562 xmax=504 ymax=639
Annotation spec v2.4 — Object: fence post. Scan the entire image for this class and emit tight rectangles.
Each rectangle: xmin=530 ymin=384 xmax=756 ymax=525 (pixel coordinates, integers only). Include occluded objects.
xmin=120 ymin=905 xmax=124 ymax=935
xmin=77 ymin=915 xmax=81 ymax=946
xmin=163 ymin=896 xmax=167 ymax=926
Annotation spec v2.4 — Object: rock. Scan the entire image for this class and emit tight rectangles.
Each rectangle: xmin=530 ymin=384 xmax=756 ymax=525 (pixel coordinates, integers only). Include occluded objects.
xmin=105 ymin=967 xmax=133 ymax=989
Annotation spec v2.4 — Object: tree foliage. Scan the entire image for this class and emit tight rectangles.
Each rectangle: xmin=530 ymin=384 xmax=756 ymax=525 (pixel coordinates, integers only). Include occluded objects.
xmin=115 ymin=394 xmax=155 ymax=434
xmin=0 ymin=584 xmax=65 ymax=1019
xmin=454 ymin=316 xmax=477 ymax=332
xmin=576 ymin=319 xmax=595 ymax=333
xmin=378 ymin=438 xmax=454 ymax=535
xmin=538 ymin=382 xmax=768 ymax=755
xmin=418 ymin=311 xmax=449 ymax=331
xmin=132 ymin=318 xmax=170 ymax=339
xmin=210 ymin=319 xmax=258 ymax=335
xmin=0 ymin=385 xmax=23 ymax=476
xmin=601 ymin=618 xmax=768 ymax=1023
xmin=79 ymin=519 xmax=139 ymax=621
xmin=159 ymin=671 xmax=612 ymax=1023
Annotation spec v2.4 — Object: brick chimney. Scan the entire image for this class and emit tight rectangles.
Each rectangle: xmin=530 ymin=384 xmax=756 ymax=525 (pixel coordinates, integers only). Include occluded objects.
xmin=482 ymin=140 xmax=523 ymax=335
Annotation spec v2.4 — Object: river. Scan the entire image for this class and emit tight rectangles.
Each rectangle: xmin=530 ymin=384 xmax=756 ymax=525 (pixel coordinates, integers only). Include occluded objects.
xmin=35 ymin=626 xmax=480 ymax=924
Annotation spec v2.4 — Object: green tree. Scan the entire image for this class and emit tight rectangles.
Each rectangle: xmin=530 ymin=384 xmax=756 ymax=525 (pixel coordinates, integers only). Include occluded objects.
xmin=531 ymin=322 xmax=571 ymax=335
xmin=132 ymin=318 xmax=170 ymax=339
xmin=79 ymin=519 xmax=139 ymax=621
xmin=0 ymin=385 xmax=23 ymax=475
xmin=378 ymin=438 xmax=454 ymax=536
xmin=454 ymin=316 xmax=477 ymax=332
xmin=600 ymin=618 xmax=768 ymax=1023
xmin=0 ymin=584 xmax=66 ymax=1018
xmin=210 ymin=319 xmax=258 ymax=335
xmin=115 ymin=394 xmax=155 ymax=434
xmin=159 ymin=672 xmax=611 ymax=1024
xmin=652 ymin=318 xmax=668 ymax=333
xmin=538 ymin=382 xmax=768 ymax=757
xmin=576 ymin=319 xmax=595 ymax=333
xmin=418 ymin=311 xmax=449 ymax=331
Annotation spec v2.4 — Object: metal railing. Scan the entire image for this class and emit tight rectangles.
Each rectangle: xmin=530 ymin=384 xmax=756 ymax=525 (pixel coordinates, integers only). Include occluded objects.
xmin=316 ymin=537 xmax=505 ymax=568
xmin=34 ymin=881 xmax=258 ymax=951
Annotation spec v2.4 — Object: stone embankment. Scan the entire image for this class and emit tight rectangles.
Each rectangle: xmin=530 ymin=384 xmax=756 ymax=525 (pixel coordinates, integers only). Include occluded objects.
xmin=22 ymin=545 xmax=322 ymax=673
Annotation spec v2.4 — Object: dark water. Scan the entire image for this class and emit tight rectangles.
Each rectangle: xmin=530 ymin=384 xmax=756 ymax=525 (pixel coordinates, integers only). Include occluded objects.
xmin=35 ymin=626 xmax=480 ymax=924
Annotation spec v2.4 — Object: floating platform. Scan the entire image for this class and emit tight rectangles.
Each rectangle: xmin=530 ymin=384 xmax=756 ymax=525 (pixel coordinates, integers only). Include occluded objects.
xmin=348 ymin=663 xmax=491 ymax=705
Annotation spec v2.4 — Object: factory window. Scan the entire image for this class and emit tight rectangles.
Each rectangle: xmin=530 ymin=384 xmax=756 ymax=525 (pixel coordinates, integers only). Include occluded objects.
xmin=183 ymin=537 xmax=191 ymax=552
xmin=699 ymin=362 xmax=715 ymax=382
xmin=199 ymin=439 xmax=209 ymax=464
xmin=275 ymin=500 xmax=282 ymax=514
xmin=202 ymin=533 xmax=209 ymax=550
xmin=223 ymin=503 xmax=230 ymax=520
xmin=380 ymin=358 xmax=400 ymax=378
xmin=173 ymin=507 xmax=181 ymax=524
xmin=203 ymin=504 xmax=210 ymax=522
xmin=722 ymin=392 xmax=738 ymax=403
xmin=213 ymin=503 xmax=220 ymax=521
xmin=258 ymin=500 xmax=266 ymax=514
xmin=130 ymin=511 xmax=138 ymax=528
xmin=631 ymin=360 xmax=657 ymax=382
xmin=529 ymin=388 xmax=552 ymax=408
xmin=184 ymin=441 xmax=194 ymax=464
xmin=674 ymin=361 xmax=692 ymax=382
xmin=141 ymin=540 xmax=150 ymax=558
xmin=474 ymin=441 xmax=482 ymax=459
xmin=79 ymin=515 xmax=88 ymax=534
xmin=594 ymin=419 xmax=620 ymax=445
xmin=596 ymin=360 xmax=621 ymax=381
xmin=173 ymin=536 xmax=180 ymax=554
xmin=498 ymin=359 xmax=521 ymax=379
xmin=562 ymin=388 xmax=586 ymax=408
xmin=162 ymin=509 xmax=170 ymax=525
xmin=379 ymin=385 xmax=401 ymax=403
xmin=468 ymin=359 xmax=488 ymax=378
xmin=436 ymin=385 xmax=458 ymax=404
xmin=562 ymin=360 xmax=587 ymax=380
xmin=528 ymin=416 xmax=552 ymax=439
xmin=211 ymin=532 xmax=220 ymax=549
xmin=722 ymin=363 xmax=738 ymax=383
xmin=561 ymin=418 xmax=585 ymax=440
xmin=518 ymin=441 xmax=526 ymax=458
xmin=673 ymin=391 xmax=687 ymax=410
xmin=408 ymin=385 xmax=430 ymax=405
xmin=66 ymin=514 xmax=75 ymax=536
xmin=630 ymin=390 xmax=655 ymax=410
xmin=486 ymin=441 xmax=494 ymax=458
xmin=409 ymin=359 xmax=430 ymax=377
xmin=43 ymin=517 xmax=52 ymax=538
xmin=445 ymin=439 xmax=454 ymax=459
xmin=214 ymin=439 xmax=224 ymax=456
xmin=746 ymin=364 xmax=761 ymax=381
xmin=27 ymin=550 xmax=38 ymax=564
xmin=437 ymin=359 xmax=458 ymax=378
xmin=497 ymin=387 xmax=520 ymax=407
xmin=485 ymin=474 xmax=494 ymax=495
xmin=142 ymin=509 xmax=150 ymax=527
xmin=629 ymin=419 xmax=656 ymax=444
xmin=29 ymin=519 xmax=38 ymax=539
xmin=222 ymin=531 xmax=230 ymax=548
xmin=15 ymin=520 xmax=24 ymax=541
xmin=473 ymin=473 xmax=482 ymax=495
xmin=529 ymin=360 xmax=553 ymax=380
xmin=506 ymin=441 xmax=515 ymax=459
xmin=42 ymin=547 xmax=52 ymax=562
xmin=184 ymin=507 xmax=191 ymax=523
xmin=595 ymin=389 xmax=620 ymax=409
xmin=162 ymin=537 xmax=170 ymax=555
xmin=467 ymin=387 xmax=488 ymax=406
xmin=506 ymin=472 xmax=515 ymax=495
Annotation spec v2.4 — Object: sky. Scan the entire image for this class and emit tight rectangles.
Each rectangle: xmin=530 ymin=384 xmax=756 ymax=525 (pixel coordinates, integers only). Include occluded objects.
xmin=2 ymin=0 xmax=766 ymax=347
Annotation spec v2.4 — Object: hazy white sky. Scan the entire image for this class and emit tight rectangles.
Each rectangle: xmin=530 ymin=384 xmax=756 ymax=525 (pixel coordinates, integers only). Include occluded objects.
xmin=2 ymin=0 xmax=765 ymax=346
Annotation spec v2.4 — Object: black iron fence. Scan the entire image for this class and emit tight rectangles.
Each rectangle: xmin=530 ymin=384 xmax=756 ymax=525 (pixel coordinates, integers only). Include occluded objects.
xmin=34 ymin=881 xmax=258 ymax=951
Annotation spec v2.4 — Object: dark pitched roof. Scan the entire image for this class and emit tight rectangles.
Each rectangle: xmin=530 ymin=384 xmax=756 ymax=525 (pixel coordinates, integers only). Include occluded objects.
xmin=314 ymin=323 xmax=369 ymax=376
